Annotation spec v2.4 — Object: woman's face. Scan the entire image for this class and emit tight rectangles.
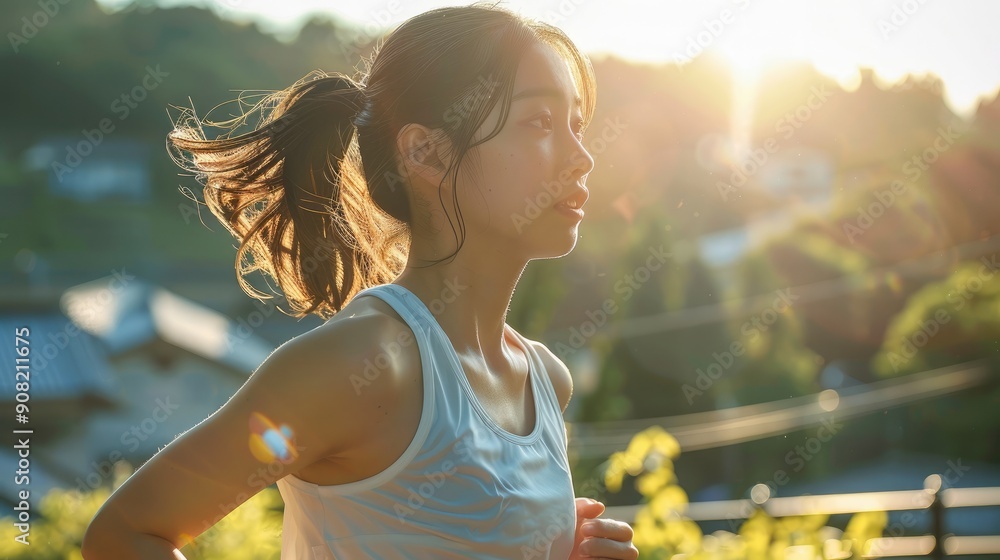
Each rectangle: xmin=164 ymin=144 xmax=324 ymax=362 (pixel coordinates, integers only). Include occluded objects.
xmin=457 ymin=41 xmax=595 ymax=259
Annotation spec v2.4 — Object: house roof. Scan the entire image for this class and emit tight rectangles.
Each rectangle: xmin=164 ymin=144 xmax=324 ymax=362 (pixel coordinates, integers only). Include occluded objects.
xmin=59 ymin=275 xmax=275 ymax=374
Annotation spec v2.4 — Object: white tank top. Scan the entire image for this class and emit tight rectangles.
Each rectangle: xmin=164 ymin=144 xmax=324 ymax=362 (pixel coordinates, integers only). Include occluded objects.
xmin=275 ymin=283 xmax=577 ymax=559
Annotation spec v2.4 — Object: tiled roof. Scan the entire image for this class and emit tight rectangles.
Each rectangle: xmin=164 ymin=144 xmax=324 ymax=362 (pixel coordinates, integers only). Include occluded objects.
xmin=60 ymin=275 xmax=275 ymax=374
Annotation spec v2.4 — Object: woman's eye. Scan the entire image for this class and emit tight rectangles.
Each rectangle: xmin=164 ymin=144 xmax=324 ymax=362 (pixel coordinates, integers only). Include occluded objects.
xmin=531 ymin=114 xmax=585 ymax=141
xmin=531 ymin=114 xmax=554 ymax=130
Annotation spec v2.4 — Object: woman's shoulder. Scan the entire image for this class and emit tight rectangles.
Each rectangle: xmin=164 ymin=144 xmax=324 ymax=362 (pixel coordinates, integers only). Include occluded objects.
xmin=512 ymin=331 xmax=573 ymax=415
xmin=271 ymin=296 xmax=423 ymax=415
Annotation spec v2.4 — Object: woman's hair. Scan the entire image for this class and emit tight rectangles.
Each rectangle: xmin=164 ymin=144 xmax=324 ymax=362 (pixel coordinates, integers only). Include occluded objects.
xmin=166 ymin=0 xmax=596 ymax=320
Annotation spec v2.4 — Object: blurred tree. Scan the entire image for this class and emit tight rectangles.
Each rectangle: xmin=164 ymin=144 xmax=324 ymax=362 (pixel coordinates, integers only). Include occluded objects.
xmin=575 ymin=213 xmax=730 ymax=422
xmin=870 ymin=260 xmax=1000 ymax=462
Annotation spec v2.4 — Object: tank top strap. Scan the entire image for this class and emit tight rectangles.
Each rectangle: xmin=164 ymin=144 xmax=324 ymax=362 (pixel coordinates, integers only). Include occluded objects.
xmin=357 ymin=282 xmax=553 ymax=446
xmin=353 ymin=283 xmax=436 ymax=336
xmin=507 ymin=327 xmax=564 ymax=421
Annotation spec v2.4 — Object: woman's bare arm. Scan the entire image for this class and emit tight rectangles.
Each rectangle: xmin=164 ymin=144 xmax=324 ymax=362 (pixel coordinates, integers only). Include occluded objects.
xmin=81 ymin=312 xmax=409 ymax=559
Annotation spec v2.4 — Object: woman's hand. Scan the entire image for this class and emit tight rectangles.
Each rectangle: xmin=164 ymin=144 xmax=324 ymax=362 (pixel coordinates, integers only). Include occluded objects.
xmin=569 ymin=497 xmax=639 ymax=559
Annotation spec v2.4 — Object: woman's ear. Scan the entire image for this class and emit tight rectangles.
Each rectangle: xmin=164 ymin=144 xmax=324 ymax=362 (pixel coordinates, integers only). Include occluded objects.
xmin=396 ymin=123 xmax=453 ymax=185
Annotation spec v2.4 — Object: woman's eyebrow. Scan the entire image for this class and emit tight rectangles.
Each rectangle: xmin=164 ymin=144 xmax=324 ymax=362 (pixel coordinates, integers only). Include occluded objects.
xmin=511 ymin=86 xmax=582 ymax=110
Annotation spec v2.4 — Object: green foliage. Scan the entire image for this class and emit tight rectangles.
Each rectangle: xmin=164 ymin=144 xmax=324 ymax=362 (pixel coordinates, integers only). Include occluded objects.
xmin=577 ymin=215 xmax=732 ymax=421
xmin=509 ymin=257 xmax=571 ymax=340
xmin=604 ymin=426 xmax=888 ymax=560
xmin=718 ymin=231 xmax=826 ymax=405
xmin=0 ymin=0 xmax=367 ymax=269
xmin=0 ymin=484 xmax=108 ymax=559
xmin=873 ymin=260 xmax=1000 ymax=376
xmin=0 ymin=461 xmax=283 ymax=559
xmin=868 ymin=260 xmax=1000 ymax=461
xmin=177 ymin=489 xmax=283 ymax=560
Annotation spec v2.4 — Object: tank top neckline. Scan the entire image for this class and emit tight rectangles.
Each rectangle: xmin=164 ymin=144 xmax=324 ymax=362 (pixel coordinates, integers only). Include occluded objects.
xmin=380 ymin=282 xmax=544 ymax=445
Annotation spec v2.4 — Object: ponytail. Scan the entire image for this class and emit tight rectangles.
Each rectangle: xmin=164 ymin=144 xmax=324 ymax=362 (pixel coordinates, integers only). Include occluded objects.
xmin=167 ymin=70 xmax=408 ymax=320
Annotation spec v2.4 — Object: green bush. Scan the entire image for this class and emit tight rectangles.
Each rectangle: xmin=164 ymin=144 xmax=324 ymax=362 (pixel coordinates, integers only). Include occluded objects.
xmin=0 ymin=461 xmax=282 ymax=559
xmin=602 ymin=426 xmax=887 ymax=559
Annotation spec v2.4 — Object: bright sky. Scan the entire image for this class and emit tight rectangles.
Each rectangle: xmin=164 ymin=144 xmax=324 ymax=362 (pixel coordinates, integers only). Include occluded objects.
xmin=98 ymin=0 xmax=1000 ymax=118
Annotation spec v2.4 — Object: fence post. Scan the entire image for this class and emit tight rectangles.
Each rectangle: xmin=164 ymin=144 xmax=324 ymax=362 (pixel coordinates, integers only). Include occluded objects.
xmin=927 ymin=474 xmax=945 ymax=560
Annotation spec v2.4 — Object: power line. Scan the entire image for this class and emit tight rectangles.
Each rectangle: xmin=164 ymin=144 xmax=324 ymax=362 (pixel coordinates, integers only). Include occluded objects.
xmin=565 ymin=360 xmax=994 ymax=458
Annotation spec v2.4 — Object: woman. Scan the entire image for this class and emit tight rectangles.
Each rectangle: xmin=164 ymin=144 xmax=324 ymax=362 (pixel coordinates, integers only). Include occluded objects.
xmin=82 ymin=2 xmax=637 ymax=558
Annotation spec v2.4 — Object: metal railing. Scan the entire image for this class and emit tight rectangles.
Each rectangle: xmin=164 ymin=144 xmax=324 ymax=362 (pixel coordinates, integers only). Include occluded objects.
xmin=603 ymin=475 xmax=1000 ymax=558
